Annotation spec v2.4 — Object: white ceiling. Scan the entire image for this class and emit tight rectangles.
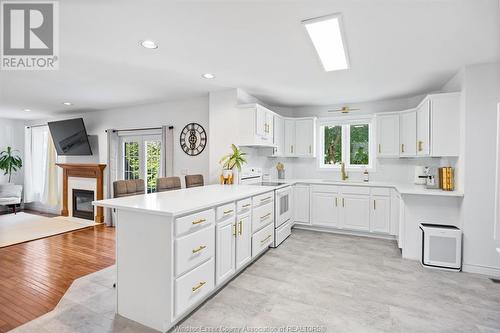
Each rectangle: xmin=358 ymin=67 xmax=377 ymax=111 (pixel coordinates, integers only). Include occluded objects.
xmin=1 ymin=0 xmax=499 ymax=119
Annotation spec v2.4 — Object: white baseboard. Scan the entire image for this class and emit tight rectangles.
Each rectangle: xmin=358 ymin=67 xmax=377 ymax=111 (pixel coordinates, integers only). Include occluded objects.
xmin=292 ymin=223 xmax=396 ymax=241
xmin=462 ymin=263 xmax=500 ymax=278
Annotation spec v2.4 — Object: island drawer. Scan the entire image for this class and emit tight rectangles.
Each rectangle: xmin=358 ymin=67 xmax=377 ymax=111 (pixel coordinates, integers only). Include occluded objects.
xmin=252 ymin=201 xmax=274 ymax=233
xmin=252 ymin=192 xmax=274 ymax=208
xmin=175 ymin=258 xmax=214 ymax=317
xmin=216 ymin=202 xmax=236 ymax=221
xmin=175 ymin=225 xmax=215 ymax=277
xmin=175 ymin=209 xmax=215 ymax=237
xmin=252 ymin=223 xmax=274 ymax=258
xmin=236 ymin=198 xmax=252 ymax=213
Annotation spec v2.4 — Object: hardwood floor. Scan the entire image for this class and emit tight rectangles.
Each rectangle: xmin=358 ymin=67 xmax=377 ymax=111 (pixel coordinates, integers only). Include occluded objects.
xmin=0 ymin=224 xmax=115 ymax=332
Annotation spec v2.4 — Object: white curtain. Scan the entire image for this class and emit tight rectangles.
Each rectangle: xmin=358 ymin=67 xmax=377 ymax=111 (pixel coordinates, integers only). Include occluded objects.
xmin=106 ymin=129 xmax=119 ymax=226
xmin=162 ymin=125 xmax=174 ymax=177
xmin=24 ymin=126 xmax=59 ymax=206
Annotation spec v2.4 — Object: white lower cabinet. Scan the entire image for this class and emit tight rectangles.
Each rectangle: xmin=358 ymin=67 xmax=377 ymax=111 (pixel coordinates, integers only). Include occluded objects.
xmin=252 ymin=223 xmax=274 ymax=258
xmin=370 ymin=196 xmax=390 ymax=234
xmin=235 ymin=211 xmax=252 ymax=269
xmin=340 ymin=195 xmax=370 ymax=231
xmin=293 ymin=184 xmax=310 ymax=224
xmin=309 ymin=185 xmax=392 ymax=235
xmin=310 ymin=186 xmax=339 ymax=227
xmin=216 ymin=217 xmax=236 ymax=285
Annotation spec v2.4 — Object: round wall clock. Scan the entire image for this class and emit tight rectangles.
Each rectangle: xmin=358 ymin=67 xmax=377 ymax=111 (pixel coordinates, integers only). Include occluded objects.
xmin=180 ymin=123 xmax=207 ymax=156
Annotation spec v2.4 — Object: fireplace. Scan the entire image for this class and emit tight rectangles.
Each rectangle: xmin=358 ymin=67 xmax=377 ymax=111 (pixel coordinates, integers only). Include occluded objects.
xmin=72 ymin=189 xmax=95 ymax=220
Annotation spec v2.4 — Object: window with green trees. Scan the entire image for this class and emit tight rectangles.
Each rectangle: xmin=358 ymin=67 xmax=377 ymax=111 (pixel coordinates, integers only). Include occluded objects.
xmin=320 ymin=122 xmax=372 ymax=168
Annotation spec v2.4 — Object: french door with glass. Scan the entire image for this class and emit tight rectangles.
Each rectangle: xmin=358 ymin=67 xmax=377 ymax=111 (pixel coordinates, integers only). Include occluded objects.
xmin=120 ymin=134 xmax=162 ymax=193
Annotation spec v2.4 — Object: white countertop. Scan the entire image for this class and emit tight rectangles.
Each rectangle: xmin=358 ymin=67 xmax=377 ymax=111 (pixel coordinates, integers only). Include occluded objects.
xmin=93 ymin=184 xmax=276 ymax=217
xmin=269 ymin=178 xmax=464 ymax=197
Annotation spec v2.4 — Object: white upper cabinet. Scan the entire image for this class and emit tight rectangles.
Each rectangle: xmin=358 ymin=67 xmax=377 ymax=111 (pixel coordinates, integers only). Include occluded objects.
xmin=273 ymin=116 xmax=285 ymax=156
xmin=295 ymin=119 xmax=316 ymax=157
xmin=399 ymin=109 xmax=417 ymax=157
xmin=376 ymin=113 xmax=400 ymax=158
xmin=416 ymin=99 xmax=430 ymax=156
xmin=429 ymin=93 xmax=460 ymax=157
xmin=237 ymin=104 xmax=275 ymax=147
xmin=284 ymin=119 xmax=296 ymax=156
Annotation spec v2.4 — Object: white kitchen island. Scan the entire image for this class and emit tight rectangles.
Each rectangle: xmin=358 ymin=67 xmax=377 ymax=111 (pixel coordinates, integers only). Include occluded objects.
xmin=93 ymin=184 xmax=277 ymax=332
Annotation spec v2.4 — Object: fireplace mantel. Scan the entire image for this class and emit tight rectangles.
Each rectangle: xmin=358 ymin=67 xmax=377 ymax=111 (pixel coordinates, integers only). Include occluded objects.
xmin=56 ymin=163 xmax=106 ymax=223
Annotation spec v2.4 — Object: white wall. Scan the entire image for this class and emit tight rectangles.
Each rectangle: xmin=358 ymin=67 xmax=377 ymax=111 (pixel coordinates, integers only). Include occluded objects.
xmin=460 ymin=62 xmax=500 ymax=275
xmin=0 ymin=118 xmax=25 ymax=184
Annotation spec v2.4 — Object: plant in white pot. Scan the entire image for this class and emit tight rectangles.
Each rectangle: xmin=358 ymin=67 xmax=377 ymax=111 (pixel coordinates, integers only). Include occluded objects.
xmin=0 ymin=147 xmax=22 ymax=183
xmin=219 ymin=144 xmax=247 ymax=183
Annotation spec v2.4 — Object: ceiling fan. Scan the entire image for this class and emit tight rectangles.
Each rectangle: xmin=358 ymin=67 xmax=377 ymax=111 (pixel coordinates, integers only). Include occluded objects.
xmin=327 ymin=106 xmax=361 ymax=114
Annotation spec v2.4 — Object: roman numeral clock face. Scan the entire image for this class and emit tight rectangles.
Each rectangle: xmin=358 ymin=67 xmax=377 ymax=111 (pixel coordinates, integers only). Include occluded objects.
xmin=180 ymin=123 xmax=207 ymax=156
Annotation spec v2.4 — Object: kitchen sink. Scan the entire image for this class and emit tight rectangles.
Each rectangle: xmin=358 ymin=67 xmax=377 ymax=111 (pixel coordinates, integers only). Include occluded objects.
xmin=321 ymin=179 xmax=367 ymax=184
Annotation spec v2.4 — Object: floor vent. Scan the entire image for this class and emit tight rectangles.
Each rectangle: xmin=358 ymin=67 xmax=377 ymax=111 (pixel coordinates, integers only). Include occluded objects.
xmin=490 ymin=278 xmax=500 ymax=284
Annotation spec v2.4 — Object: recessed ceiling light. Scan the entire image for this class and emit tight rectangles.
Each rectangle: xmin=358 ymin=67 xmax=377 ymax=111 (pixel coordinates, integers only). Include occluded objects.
xmin=201 ymin=73 xmax=216 ymax=79
xmin=23 ymin=108 xmax=31 ymax=112
xmin=140 ymin=40 xmax=158 ymax=49
xmin=302 ymin=13 xmax=350 ymax=72
xmin=62 ymin=102 xmax=73 ymax=106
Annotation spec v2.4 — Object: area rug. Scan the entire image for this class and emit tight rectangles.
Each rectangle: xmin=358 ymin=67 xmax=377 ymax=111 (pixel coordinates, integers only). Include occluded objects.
xmin=0 ymin=212 xmax=98 ymax=248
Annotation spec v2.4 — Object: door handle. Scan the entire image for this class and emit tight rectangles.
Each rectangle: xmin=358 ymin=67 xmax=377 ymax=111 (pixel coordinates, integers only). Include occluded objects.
xmin=373 ymin=200 xmax=376 ymax=210
xmin=192 ymin=245 xmax=206 ymax=254
xmin=342 ymin=198 xmax=345 ymax=207
xmin=335 ymin=197 xmax=338 ymax=207
xmin=192 ymin=281 xmax=206 ymax=293
xmin=192 ymin=218 xmax=206 ymax=225
xmin=233 ymin=223 xmax=236 ymax=236
xmin=378 ymin=144 xmax=381 ymax=153
xmin=418 ymin=141 xmax=423 ymax=152
xmin=239 ymin=220 xmax=243 ymax=235
xmin=401 ymin=144 xmax=405 ymax=153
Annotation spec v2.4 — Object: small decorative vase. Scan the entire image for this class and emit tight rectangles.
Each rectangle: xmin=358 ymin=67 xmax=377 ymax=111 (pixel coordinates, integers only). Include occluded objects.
xmin=278 ymin=170 xmax=285 ymax=179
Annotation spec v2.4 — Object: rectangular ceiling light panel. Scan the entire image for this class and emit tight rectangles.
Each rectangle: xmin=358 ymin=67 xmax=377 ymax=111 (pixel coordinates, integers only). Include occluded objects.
xmin=303 ymin=14 xmax=349 ymax=72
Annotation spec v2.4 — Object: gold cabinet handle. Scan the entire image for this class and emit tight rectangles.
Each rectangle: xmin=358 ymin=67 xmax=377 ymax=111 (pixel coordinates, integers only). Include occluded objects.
xmin=342 ymin=198 xmax=345 ymax=207
xmin=261 ymin=213 xmax=271 ymax=221
xmin=260 ymin=197 xmax=272 ymax=202
xmin=192 ymin=218 xmax=206 ymax=225
xmin=260 ymin=235 xmax=272 ymax=244
xmin=232 ymin=223 xmax=236 ymax=236
xmin=192 ymin=281 xmax=206 ymax=292
xmin=418 ymin=141 xmax=423 ymax=152
xmin=309 ymin=145 xmax=312 ymax=154
xmin=242 ymin=203 xmax=251 ymax=208
xmin=373 ymin=200 xmax=376 ymax=210
xmin=192 ymin=245 xmax=206 ymax=254
xmin=223 ymin=209 xmax=233 ymax=215
xmin=238 ymin=220 xmax=243 ymax=235
xmin=378 ymin=144 xmax=381 ymax=153
xmin=401 ymin=144 xmax=405 ymax=153
xmin=335 ymin=197 xmax=338 ymax=207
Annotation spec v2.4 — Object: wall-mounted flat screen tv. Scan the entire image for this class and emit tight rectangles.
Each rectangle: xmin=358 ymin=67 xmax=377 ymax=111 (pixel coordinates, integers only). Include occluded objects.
xmin=48 ymin=118 xmax=93 ymax=155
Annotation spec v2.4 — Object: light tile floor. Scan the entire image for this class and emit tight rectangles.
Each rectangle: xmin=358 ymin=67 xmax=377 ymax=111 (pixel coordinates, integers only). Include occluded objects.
xmin=10 ymin=229 xmax=500 ymax=333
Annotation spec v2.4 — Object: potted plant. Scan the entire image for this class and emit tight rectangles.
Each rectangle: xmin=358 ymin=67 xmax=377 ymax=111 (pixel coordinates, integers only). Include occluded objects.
xmin=219 ymin=144 xmax=247 ymax=182
xmin=0 ymin=147 xmax=22 ymax=183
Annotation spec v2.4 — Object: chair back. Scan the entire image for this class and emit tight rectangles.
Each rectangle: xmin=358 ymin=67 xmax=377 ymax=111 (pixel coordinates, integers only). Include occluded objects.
xmin=157 ymin=177 xmax=181 ymax=192
xmin=185 ymin=174 xmax=204 ymax=188
xmin=113 ymin=179 xmax=145 ymax=198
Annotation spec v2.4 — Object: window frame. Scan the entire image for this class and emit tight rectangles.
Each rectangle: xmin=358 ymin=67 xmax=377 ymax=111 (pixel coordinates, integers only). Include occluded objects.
xmin=318 ymin=116 xmax=375 ymax=171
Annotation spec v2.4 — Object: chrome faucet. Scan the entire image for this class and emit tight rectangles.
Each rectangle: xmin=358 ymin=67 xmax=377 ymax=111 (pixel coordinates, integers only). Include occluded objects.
xmin=341 ymin=162 xmax=348 ymax=181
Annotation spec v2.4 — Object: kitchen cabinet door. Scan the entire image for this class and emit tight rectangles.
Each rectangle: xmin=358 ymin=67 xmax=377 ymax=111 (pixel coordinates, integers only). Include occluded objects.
xmin=284 ymin=119 xmax=295 ymax=156
xmin=273 ymin=116 xmax=284 ymax=156
xmin=293 ymin=185 xmax=310 ymax=224
xmin=376 ymin=114 xmax=399 ymax=158
xmin=370 ymin=196 xmax=390 ymax=234
xmin=399 ymin=110 xmax=417 ymax=157
xmin=265 ymin=112 xmax=274 ymax=142
xmin=295 ymin=119 xmax=314 ymax=157
xmin=235 ymin=212 xmax=252 ymax=270
xmin=216 ymin=218 xmax=236 ymax=285
xmin=430 ymin=93 xmax=460 ymax=157
xmin=416 ymin=99 xmax=430 ymax=156
xmin=311 ymin=191 xmax=339 ymax=227
xmin=255 ymin=106 xmax=266 ymax=139
xmin=340 ymin=195 xmax=370 ymax=231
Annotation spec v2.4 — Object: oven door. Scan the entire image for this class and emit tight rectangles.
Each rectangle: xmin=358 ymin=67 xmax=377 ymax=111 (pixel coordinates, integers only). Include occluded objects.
xmin=275 ymin=186 xmax=292 ymax=228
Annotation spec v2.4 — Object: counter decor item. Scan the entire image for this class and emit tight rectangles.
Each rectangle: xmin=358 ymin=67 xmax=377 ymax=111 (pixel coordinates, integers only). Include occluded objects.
xmin=219 ymin=144 xmax=247 ymax=185
xmin=439 ymin=167 xmax=455 ymax=191
xmin=276 ymin=162 xmax=285 ymax=179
